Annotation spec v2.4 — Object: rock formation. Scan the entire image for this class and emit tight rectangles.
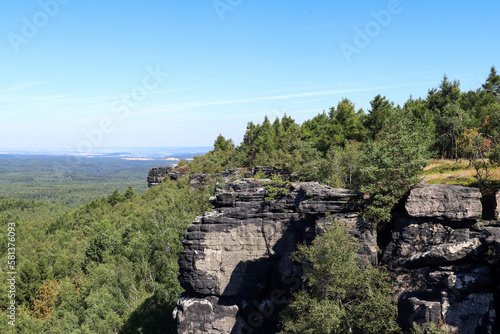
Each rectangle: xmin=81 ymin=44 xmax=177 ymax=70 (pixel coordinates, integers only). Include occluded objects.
xmin=144 ymin=165 xmax=500 ymax=333
xmin=173 ymin=178 xmax=371 ymax=334
xmin=147 ymin=166 xmax=298 ymax=188
xmin=382 ymin=184 xmax=500 ymax=333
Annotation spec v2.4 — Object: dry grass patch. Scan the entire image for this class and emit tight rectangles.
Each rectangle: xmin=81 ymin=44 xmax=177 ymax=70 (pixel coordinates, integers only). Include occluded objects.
xmin=421 ymin=159 xmax=500 ymax=185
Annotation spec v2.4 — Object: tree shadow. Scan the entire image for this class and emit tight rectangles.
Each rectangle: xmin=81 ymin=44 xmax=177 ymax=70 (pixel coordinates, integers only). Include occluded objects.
xmin=120 ymin=292 xmax=175 ymax=334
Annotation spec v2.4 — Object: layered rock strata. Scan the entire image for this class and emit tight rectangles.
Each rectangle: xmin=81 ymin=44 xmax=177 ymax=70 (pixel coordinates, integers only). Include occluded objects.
xmin=169 ymin=173 xmax=500 ymax=333
xmin=173 ymin=179 xmax=370 ymax=334
xmin=382 ymin=184 xmax=500 ymax=333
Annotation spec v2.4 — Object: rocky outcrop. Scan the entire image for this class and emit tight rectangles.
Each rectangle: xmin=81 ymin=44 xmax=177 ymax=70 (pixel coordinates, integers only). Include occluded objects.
xmin=147 ymin=166 xmax=298 ymax=188
xmin=174 ymin=179 xmax=370 ymax=333
xmin=147 ymin=167 xmax=175 ymax=187
xmin=382 ymin=184 xmax=500 ymax=333
xmin=404 ymin=184 xmax=482 ymax=220
xmin=171 ymin=176 xmax=500 ymax=333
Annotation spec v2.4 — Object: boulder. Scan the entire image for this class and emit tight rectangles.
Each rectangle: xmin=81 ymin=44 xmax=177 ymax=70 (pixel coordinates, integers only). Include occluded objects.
xmin=405 ymin=184 xmax=482 ymax=220
xmin=443 ymin=293 xmax=495 ymax=334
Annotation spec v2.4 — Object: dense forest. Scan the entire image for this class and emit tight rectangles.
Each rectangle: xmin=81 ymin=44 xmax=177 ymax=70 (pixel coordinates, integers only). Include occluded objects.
xmin=1 ymin=67 xmax=499 ymax=333
xmin=0 ymin=155 xmax=177 ymax=206
xmin=0 ymin=180 xmax=213 ymax=333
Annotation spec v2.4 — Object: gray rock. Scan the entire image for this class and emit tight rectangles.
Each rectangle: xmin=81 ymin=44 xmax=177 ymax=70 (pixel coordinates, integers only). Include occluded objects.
xmin=171 ymin=173 xmax=500 ymax=334
xmin=399 ymin=295 xmax=442 ymax=327
xmin=173 ymin=294 xmax=239 ymax=334
xmin=405 ymin=184 xmax=482 ymax=220
xmin=294 ymin=182 xmax=363 ymax=213
xmin=175 ymin=179 xmax=369 ymax=333
xmin=147 ymin=166 xmax=174 ymax=187
xmin=495 ymin=190 xmax=500 ymax=220
xmin=403 ymin=238 xmax=483 ymax=269
xmin=444 ymin=293 xmax=495 ymax=334
xmin=381 ymin=216 xmax=471 ymax=271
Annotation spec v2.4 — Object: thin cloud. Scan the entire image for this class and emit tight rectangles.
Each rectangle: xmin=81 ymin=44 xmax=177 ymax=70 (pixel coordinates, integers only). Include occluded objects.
xmin=136 ymin=86 xmax=386 ymax=117
xmin=87 ymin=87 xmax=198 ymax=103
xmin=3 ymin=82 xmax=47 ymax=92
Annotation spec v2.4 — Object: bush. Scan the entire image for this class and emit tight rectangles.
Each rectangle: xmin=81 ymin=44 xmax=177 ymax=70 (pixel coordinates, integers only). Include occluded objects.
xmin=281 ymin=220 xmax=400 ymax=334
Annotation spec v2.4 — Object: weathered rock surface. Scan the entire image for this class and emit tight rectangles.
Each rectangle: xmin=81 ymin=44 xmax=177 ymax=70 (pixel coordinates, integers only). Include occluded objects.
xmin=168 ymin=171 xmax=500 ymax=334
xmin=384 ymin=184 xmax=500 ymax=333
xmin=495 ymin=189 xmax=500 ymax=220
xmin=147 ymin=167 xmax=174 ymax=187
xmin=175 ymin=179 xmax=368 ymax=333
xmin=172 ymin=294 xmax=239 ymax=334
xmin=148 ymin=166 xmax=298 ymax=188
xmin=403 ymin=238 xmax=483 ymax=269
xmin=405 ymin=184 xmax=482 ymax=220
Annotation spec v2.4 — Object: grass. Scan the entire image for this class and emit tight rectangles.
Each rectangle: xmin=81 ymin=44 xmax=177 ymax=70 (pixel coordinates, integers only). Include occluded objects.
xmin=420 ymin=159 xmax=500 ymax=187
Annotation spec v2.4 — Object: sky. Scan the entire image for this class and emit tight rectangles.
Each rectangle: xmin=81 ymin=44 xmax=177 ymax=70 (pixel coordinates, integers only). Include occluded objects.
xmin=1 ymin=0 xmax=499 ymax=152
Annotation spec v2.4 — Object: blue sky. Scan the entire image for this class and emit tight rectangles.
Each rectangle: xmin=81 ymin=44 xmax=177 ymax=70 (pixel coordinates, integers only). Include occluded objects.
xmin=1 ymin=0 xmax=499 ymax=152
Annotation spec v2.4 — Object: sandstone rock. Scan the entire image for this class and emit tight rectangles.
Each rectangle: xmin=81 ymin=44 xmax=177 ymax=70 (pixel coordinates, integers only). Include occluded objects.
xmin=443 ymin=293 xmax=495 ymax=334
xmin=405 ymin=184 xmax=482 ymax=220
xmin=483 ymin=227 xmax=500 ymax=252
xmin=381 ymin=216 xmax=471 ymax=271
xmin=173 ymin=175 xmax=499 ymax=333
xmin=403 ymin=238 xmax=483 ymax=269
xmin=428 ymin=266 xmax=492 ymax=293
xmin=294 ymin=182 xmax=363 ymax=214
xmin=175 ymin=179 xmax=370 ymax=333
xmin=398 ymin=295 xmax=442 ymax=330
xmin=147 ymin=166 xmax=174 ymax=187
xmin=172 ymin=294 xmax=239 ymax=334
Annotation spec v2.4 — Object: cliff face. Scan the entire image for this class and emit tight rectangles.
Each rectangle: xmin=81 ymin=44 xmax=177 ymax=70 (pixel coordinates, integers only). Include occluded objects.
xmin=146 ymin=166 xmax=500 ymax=333
xmin=382 ymin=184 xmax=499 ymax=333
xmin=173 ymin=179 xmax=372 ymax=334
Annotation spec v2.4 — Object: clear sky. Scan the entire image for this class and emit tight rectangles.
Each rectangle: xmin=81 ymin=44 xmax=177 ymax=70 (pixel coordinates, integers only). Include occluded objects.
xmin=1 ymin=0 xmax=499 ymax=152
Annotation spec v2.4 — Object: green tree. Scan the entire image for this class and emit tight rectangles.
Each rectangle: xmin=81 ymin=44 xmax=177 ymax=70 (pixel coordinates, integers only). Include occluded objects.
xmin=330 ymin=98 xmax=367 ymax=144
xmin=301 ymin=112 xmax=335 ymax=155
xmin=124 ymin=186 xmax=135 ymax=200
xmin=365 ymin=95 xmax=394 ymax=139
xmin=213 ymin=133 xmax=234 ymax=152
xmin=326 ymin=140 xmax=364 ymax=189
xmin=427 ymin=75 xmax=461 ymax=112
xmin=482 ymin=66 xmax=500 ymax=99
xmin=360 ymin=109 xmax=431 ymax=224
xmin=281 ymin=221 xmax=399 ymax=334
xmin=434 ymin=103 xmax=472 ymax=159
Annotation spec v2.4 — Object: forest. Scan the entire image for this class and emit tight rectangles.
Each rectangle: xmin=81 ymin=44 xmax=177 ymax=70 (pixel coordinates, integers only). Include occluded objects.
xmin=1 ymin=67 xmax=499 ymax=333
xmin=0 ymin=155 xmax=178 ymax=206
